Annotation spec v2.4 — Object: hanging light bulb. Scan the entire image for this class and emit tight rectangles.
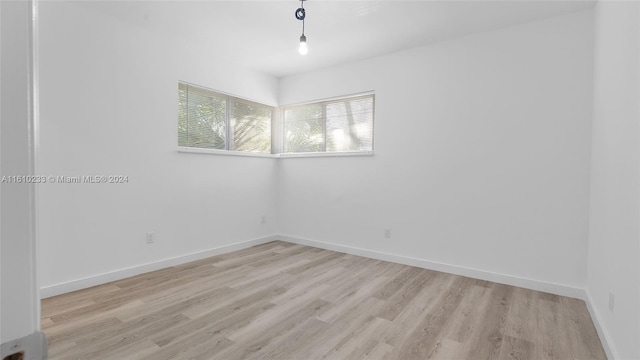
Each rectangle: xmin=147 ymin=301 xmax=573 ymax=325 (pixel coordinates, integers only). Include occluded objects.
xmin=295 ymin=0 xmax=308 ymax=55
xmin=298 ymin=35 xmax=308 ymax=55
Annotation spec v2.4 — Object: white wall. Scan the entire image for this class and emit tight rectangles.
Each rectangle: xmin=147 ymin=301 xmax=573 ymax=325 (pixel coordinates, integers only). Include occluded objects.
xmin=1 ymin=0 xmax=39 ymax=344
xmin=588 ymin=1 xmax=640 ymax=359
xmin=37 ymin=1 xmax=279 ymax=292
xmin=15 ymin=0 xmax=640 ymax=357
xmin=278 ymin=10 xmax=594 ymax=289
xmin=32 ymin=2 xmax=640 ymax=357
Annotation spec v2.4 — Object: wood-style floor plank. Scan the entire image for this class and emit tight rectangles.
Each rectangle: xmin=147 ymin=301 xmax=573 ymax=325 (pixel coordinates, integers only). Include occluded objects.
xmin=42 ymin=241 xmax=607 ymax=360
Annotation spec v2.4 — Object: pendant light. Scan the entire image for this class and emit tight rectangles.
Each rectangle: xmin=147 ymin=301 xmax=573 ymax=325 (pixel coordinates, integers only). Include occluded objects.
xmin=295 ymin=0 xmax=308 ymax=55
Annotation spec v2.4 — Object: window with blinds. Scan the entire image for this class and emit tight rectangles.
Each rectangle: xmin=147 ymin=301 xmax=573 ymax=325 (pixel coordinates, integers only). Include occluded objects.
xmin=178 ymin=83 xmax=273 ymax=153
xmin=284 ymin=94 xmax=374 ymax=154
xmin=178 ymin=83 xmax=374 ymax=156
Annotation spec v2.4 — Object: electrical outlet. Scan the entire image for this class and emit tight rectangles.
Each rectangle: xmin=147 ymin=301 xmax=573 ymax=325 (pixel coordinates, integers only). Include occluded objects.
xmin=384 ymin=228 xmax=391 ymax=238
xmin=146 ymin=232 xmax=155 ymax=244
xmin=609 ymin=293 xmax=615 ymax=312
xmin=261 ymin=215 xmax=266 ymax=224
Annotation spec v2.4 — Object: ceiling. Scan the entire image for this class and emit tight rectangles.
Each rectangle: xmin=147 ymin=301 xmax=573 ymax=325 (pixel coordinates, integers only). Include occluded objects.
xmin=76 ymin=0 xmax=595 ymax=78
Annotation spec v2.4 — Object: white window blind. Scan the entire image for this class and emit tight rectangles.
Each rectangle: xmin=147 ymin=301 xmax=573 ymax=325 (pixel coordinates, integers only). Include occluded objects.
xmin=229 ymin=98 xmax=272 ymax=153
xmin=284 ymin=94 xmax=374 ymax=154
xmin=178 ymin=83 xmax=273 ymax=153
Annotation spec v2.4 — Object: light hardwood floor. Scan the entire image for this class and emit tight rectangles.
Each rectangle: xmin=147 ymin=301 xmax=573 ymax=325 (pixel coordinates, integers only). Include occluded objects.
xmin=42 ymin=241 xmax=606 ymax=360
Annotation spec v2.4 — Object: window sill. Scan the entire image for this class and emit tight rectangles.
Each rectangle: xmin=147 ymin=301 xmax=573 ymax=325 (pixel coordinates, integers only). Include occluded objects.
xmin=177 ymin=147 xmax=275 ymax=158
xmin=177 ymin=147 xmax=374 ymax=159
xmin=276 ymin=151 xmax=374 ymax=158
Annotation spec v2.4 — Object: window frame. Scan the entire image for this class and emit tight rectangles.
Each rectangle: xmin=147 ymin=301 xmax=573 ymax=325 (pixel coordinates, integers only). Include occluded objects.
xmin=178 ymin=82 xmax=276 ymax=154
xmin=177 ymin=83 xmax=375 ymax=158
xmin=282 ymin=92 xmax=375 ymax=155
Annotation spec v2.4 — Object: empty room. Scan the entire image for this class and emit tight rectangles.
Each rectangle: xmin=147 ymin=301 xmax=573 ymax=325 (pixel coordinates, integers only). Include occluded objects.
xmin=1 ymin=0 xmax=639 ymax=359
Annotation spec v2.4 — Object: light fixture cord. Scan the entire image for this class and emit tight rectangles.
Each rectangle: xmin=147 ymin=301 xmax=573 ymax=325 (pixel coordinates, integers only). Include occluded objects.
xmin=301 ymin=0 xmax=305 ymax=36
xmin=296 ymin=0 xmax=306 ymax=36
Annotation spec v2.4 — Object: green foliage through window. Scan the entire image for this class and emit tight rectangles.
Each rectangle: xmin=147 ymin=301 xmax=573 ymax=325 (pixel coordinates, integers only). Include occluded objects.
xmin=178 ymin=83 xmax=374 ymax=155
xmin=178 ymin=83 xmax=272 ymax=153
xmin=284 ymin=95 xmax=374 ymax=153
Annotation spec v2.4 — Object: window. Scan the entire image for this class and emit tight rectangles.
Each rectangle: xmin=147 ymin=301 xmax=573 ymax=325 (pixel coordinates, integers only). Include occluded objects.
xmin=178 ymin=83 xmax=273 ymax=153
xmin=178 ymin=83 xmax=374 ymax=157
xmin=284 ymin=94 xmax=374 ymax=154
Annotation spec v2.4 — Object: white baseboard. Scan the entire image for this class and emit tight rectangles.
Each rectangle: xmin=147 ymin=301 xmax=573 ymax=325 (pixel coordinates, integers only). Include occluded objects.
xmin=40 ymin=233 xmax=586 ymax=300
xmin=584 ymin=291 xmax=618 ymax=360
xmin=279 ymin=235 xmax=624 ymax=356
xmin=279 ymin=235 xmax=617 ymax=358
xmin=279 ymin=234 xmax=587 ymax=300
xmin=39 ymin=235 xmax=278 ymax=298
xmin=39 ymin=233 xmax=616 ymax=359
